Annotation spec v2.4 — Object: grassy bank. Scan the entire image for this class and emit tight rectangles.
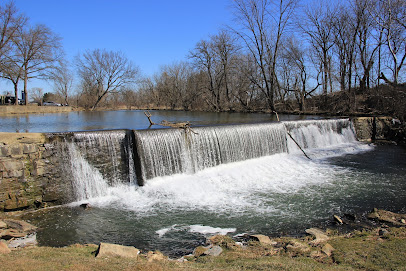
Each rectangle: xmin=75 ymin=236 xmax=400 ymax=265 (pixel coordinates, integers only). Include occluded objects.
xmin=1 ymin=225 xmax=405 ymax=271
xmin=0 ymin=105 xmax=77 ymax=115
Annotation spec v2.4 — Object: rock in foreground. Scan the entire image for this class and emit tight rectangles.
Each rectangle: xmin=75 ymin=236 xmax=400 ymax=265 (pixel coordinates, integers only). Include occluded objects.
xmin=95 ymin=242 xmax=140 ymax=259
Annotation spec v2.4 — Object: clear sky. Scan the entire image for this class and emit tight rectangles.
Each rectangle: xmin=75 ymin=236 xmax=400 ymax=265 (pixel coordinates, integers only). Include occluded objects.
xmin=3 ymin=0 xmax=234 ymax=95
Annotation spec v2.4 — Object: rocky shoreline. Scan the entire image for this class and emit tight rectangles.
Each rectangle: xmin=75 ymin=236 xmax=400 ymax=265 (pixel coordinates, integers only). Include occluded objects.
xmin=1 ymin=208 xmax=405 ymax=260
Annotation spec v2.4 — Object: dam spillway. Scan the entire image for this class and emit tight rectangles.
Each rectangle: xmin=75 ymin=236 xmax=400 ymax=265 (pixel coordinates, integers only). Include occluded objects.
xmin=133 ymin=119 xmax=355 ymax=182
xmin=24 ymin=117 xmax=406 ymax=257
xmin=50 ymin=118 xmax=357 ymax=201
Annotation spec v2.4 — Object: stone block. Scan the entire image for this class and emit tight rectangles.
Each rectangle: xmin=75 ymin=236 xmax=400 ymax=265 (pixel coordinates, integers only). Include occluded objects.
xmin=0 ymin=159 xmax=24 ymax=178
xmin=42 ymin=186 xmax=61 ymax=202
xmin=32 ymin=160 xmax=45 ymax=176
xmin=10 ymin=145 xmax=23 ymax=156
xmin=8 ymin=233 xmax=37 ymax=248
xmin=321 ymin=243 xmax=335 ymax=257
xmin=33 ymin=167 xmax=44 ymax=176
xmin=193 ymin=246 xmax=209 ymax=257
xmin=0 ymin=228 xmax=27 ymax=239
xmin=23 ymin=144 xmax=37 ymax=154
xmin=352 ymin=117 xmax=373 ymax=141
xmin=0 ymin=146 xmax=10 ymax=157
xmin=4 ymin=219 xmax=37 ymax=233
xmin=34 ymin=160 xmax=45 ymax=168
xmin=4 ymin=193 xmax=29 ymax=211
xmin=204 ymin=245 xmax=223 ymax=256
xmin=249 ymin=234 xmax=277 ymax=245
xmin=305 ymin=228 xmax=329 ymax=244
xmin=95 ymin=242 xmax=140 ymax=258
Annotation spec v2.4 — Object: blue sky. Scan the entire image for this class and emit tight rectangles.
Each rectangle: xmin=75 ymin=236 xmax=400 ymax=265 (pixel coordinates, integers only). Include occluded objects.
xmin=3 ymin=0 xmax=234 ymax=95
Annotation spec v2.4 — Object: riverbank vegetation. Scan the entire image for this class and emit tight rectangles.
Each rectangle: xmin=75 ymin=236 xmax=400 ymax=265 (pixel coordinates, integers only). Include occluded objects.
xmin=1 ymin=209 xmax=406 ymax=270
xmin=0 ymin=0 xmax=405 ymax=120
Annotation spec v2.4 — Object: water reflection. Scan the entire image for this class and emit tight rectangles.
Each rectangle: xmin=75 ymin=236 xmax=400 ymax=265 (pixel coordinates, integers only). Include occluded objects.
xmin=0 ymin=110 xmax=325 ymax=133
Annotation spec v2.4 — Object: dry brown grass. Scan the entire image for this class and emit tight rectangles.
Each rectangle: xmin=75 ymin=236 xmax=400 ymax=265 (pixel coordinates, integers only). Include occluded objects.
xmin=1 ymin=227 xmax=406 ymax=271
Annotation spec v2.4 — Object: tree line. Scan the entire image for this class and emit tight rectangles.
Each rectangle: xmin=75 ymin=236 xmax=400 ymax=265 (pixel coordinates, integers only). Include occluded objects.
xmin=136 ymin=0 xmax=405 ymax=118
xmin=0 ymin=2 xmax=139 ymax=109
xmin=1 ymin=0 xmax=405 ymax=120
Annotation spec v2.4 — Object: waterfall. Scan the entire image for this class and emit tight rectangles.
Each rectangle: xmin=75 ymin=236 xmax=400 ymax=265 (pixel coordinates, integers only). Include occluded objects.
xmin=284 ymin=119 xmax=356 ymax=151
xmin=72 ymin=130 xmax=136 ymax=186
xmin=66 ymin=142 xmax=109 ymax=200
xmin=133 ymin=119 xmax=357 ymax=182
xmin=53 ymin=130 xmax=136 ymax=201
xmin=53 ymin=118 xmax=359 ymax=200
xmin=134 ymin=122 xmax=288 ymax=181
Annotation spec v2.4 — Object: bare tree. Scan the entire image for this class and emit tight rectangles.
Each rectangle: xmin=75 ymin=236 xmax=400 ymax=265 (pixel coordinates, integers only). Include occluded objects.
xmin=189 ymin=39 xmax=222 ymax=110
xmin=353 ymin=0 xmax=382 ymax=91
xmin=332 ymin=4 xmax=360 ymax=109
xmin=137 ymin=77 xmax=159 ymax=108
xmin=282 ymin=37 xmax=320 ymax=111
xmin=30 ymin=87 xmax=43 ymax=105
xmin=368 ymin=0 xmax=406 ymax=85
xmin=1 ymin=23 xmax=63 ymax=105
xmin=299 ymin=0 xmax=336 ymax=95
xmin=0 ymin=54 xmax=23 ymax=104
xmin=211 ymin=30 xmax=240 ymax=109
xmin=155 ymin=66 xmax=181 ymax=110
xmin=120 ymin=87 xmax=138 ymax=109
xmin=230 ymin=53 xmax=259 ymax=110
xmin=0 ymin=2 xmax=26 ymax=104
xmin=17 ymin=24 xmax=63 ymax=105
xmin=49 ymin=62 xmax=73 ymax=105
xmin=231 ymin=0 xmax=297 ymax=111
xmin=76 ymin=49 xmax=139 ymax=110
xmin=0 ymin=2 xmax=26 ymax=59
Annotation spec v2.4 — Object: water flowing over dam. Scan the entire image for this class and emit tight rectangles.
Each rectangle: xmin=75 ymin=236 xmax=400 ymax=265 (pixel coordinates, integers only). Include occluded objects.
xmin=32 ymin=118 xmax=406 ymax=256
xmin=134 ymin=119 xmax=355 ymax=182
xmin=52 ymin=118 xmax=357 ymax=201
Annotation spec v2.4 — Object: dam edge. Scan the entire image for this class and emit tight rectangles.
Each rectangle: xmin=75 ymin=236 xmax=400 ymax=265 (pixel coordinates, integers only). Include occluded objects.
xmin=0 ymin=116 xmax=404 ymax=212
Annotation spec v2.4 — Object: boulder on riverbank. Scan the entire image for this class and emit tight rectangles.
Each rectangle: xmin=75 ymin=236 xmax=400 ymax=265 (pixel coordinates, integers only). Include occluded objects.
xmin=0 ymin=218 xmax=38 ymax=249
xmin=95 ymin=242 xmax=140 ymax=259
xmin=368 ymin=208 xmax=406 ymax=226
xmin=305 ymin=228 xmax=329 ymax=244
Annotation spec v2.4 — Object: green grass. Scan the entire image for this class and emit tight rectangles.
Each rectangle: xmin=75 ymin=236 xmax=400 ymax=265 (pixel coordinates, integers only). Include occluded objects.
xmin=1 ymin=227 xmax=405 ymax=271
xmin=330 ymin=228 xmax=406 ymax=271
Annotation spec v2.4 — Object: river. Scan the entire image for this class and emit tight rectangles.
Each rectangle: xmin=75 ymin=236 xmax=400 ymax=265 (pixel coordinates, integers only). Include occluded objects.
xmin=3 ymin=110 xmax=404 ymax=257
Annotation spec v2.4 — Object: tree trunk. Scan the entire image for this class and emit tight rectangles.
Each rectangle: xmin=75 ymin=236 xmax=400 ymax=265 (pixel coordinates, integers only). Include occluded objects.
xmin=23 ymin=72 xmax=28 ymax=105
xmin=323 ymin=50 xmax=328 ymax=95
xmin=13 ymin=83 xmax=18 ymax=106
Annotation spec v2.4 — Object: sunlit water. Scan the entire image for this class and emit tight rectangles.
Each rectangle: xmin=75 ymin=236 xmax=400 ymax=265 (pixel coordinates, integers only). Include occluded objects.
xmin=24 ymin=142 xmax=406 ymax=257
xmin=0 ymin=109 xmax=322 ymax=132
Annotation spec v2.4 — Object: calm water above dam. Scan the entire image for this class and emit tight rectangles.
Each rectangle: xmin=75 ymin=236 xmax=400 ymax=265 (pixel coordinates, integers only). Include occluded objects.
xmin=0 ymin=109 xmax=322 ymax=132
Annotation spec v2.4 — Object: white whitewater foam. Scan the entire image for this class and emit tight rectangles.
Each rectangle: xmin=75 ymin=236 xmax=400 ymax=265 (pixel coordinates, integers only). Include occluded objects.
xmin=189 ymin=225 xmax=236 ymax=235
xmin=67 ymin=142 xmax=109 ymax=201
xmin=156 ymin=224 xmax=179 ymax=237
xmin=155 ymin=224 xmax=236 ymax=237
xmin=79 ymin=140 xmax=373 ymax=217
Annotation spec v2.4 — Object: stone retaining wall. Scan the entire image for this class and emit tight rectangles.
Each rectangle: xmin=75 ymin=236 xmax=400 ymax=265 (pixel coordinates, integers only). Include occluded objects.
xmin=352 ymin=116 xmax=405 ymax=143
xmin=0 ymin=133 xmax=69 ymax=211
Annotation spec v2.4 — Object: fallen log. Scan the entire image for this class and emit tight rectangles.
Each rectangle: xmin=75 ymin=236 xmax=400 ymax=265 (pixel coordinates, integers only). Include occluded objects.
xmin=144 ymin=111 xmax=155 ymax=126
xmin=273 ymin=110 xmax=310 ymax=160
xmin=287 ymin=131 xmax=311 ymax=160
xmin=144 ymin=111 xmax=198 ymax=134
